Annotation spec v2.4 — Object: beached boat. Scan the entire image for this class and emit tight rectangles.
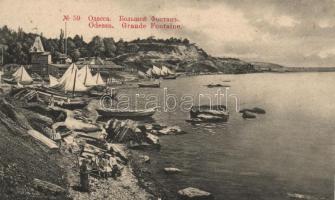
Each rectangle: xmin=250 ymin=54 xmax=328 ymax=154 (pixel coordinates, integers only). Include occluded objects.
xmin=36 ymin=89 xmax=88 ymax=109
xmin=3 ymin=66 xmax=33 ymax=85
xmin=138 ymin=82 xmax=160 ymax=88
xmin=96 ymin=107 xmax=156 ymax=118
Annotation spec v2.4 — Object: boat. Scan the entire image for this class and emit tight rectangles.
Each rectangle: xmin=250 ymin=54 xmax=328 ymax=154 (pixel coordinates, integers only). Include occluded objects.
xmin=138 ymin=82 xmax=160 ymax=88
xmin=138 ymin=70 xmax=148 ymax=79
xmin=163 ymin=75 xmax=177 ymax=79
xmin=188 ymin=105 xmax=229 ymax=122
xmin=93 ymin=71 xmax=105 ymax=85
xmin=3 ymin=66 xmax=33 ymax=85
xmin=50 ymin=63 xmax=89 ymax=95
xmin=146 ymin=65 xmax=177 ymax=79
xmin=36 ymin=89 xmax=88 ymax=109
xmin=96 ymin=107 xmax=156 ymax=118
xmin=78 ymin=65 xmax=97 ymax=86
xmin=206 ymin=83 xmax=230 ymax=88
xmin=3 ymin=77 xmax=17 ymax=84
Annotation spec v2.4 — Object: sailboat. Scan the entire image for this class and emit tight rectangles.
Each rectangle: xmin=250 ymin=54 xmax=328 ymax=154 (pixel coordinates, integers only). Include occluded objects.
xmin=161 ymin=65 xmax=177 ymax=79
xmin=49 ymin=75 xmax=59 ymax=87
xmin=146 ymin=68 xmax=153 ymax=77
xmin=138 ymin=70 xmax=148 ymax=79
xmin=3 ymin=66 xmax=33 ymax=85
xmin=37 ymin=63 xmax=88 ymax=109
xmin=93 ymin=72 xmax=105 ymax=86
xmin=78 ymin=65 xmax=96 ymax=86
xmin=145 ymin=65 xmax=177 ymax=79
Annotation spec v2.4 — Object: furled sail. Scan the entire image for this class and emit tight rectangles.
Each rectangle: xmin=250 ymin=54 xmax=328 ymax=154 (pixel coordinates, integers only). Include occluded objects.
xmin=78 ymin=65 xmax=96 ymax=86
xmin=93 ymin=72 xmax=105 ymax=85
xmin=13 ymin=66 xmax=33 ymax=83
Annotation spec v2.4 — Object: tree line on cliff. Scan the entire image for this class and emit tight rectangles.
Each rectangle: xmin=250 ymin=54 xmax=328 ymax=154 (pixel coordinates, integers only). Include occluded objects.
xmin=0 ymin=25 xmax=192 ymax=65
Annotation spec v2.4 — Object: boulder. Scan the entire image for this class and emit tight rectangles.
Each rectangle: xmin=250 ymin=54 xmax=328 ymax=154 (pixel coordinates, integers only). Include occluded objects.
xmin=251 ymin=107 xmax=266 ymax=114
xmin=157 ymin=126 xmax=185 ymax=136
xmin=178 ymin=187 xmax=213 ymax=200
xmin=32 ymin=178 xmax=66 ymax=195
xmin=107 ymin=143 xmax=128 ymax=163
xmin=242 ymin=111 xmax=256 ymax=119
xmin=140 ymin=155 xmax=150 ymax=163
xmin=239 ymin=107 xmax=266 ymax=114
xmin=164 ymin=167 xmax=182 ymax=174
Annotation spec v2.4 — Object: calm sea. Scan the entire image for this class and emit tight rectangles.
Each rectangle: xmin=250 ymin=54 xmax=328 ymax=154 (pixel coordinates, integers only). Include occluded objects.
xmin=93 ymin=72 xmax=335 ymax=200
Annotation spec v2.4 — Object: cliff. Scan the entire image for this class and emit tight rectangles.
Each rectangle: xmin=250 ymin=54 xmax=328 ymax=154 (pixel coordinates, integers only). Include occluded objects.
xmin=112 ymin=41 xmax=256 ymax=74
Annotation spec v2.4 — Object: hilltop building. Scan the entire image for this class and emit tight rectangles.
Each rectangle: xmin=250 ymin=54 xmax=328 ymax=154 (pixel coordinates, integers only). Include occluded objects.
xmin=27 ymin=36 xmax=125 ymax=79
xmin=29 ymin=36 xmax=52 ymax=77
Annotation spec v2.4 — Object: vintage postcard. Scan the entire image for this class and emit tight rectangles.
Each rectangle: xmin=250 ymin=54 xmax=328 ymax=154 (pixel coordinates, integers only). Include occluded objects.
xmin=0 ymin=0 xmax=334 ymax=199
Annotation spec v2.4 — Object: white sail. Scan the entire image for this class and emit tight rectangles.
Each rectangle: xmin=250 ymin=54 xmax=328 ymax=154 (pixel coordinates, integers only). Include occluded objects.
xmin=58 ymin=63 xmax=78 ymax=85
xmin=63 ymin=68 xmax=88 ymax=92
xmin=52 ymin=63 xmax=88 ymax=92
xmin=49 ymin=75 xmax=59 ymax=87
xmin=161 ymin=66 xmax=170 ymax=76
xmin=152 ymin=65 xmax=162 ymax=76
xmin=93 ymin=72 xmax=105 ymax=85
xmin=146 ymin=68 xmax=153 ymax=77
xmin=13 ymin=66 xmax=33 ymax=83
xmin=165 ymin=66 xmax=175 ymax=75
xmin=138 ymin=70 xmax=148 ymax=79
xmin=78 ymin=65 xmax=96 ymax=86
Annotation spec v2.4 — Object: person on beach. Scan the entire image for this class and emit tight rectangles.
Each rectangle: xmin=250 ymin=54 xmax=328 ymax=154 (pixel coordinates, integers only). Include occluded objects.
xmin=80 ymin=159 xmax=90 ymax=192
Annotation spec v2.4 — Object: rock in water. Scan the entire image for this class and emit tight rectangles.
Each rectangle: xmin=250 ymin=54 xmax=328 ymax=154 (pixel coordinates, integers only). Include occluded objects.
xmin=164 ymin=167 xmax=182 ymax=174
xmin=178 ymin=187 xmax=213 ymax=200
xmin=251 ymin=107 xmax=266 ymax=114
xmin=242 ymin=111 xmax=256 ymax=119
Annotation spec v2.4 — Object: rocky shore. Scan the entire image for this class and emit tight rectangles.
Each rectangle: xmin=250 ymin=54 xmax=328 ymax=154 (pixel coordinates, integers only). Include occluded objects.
xmin=0 ymin=85 xmax=198 ymax=200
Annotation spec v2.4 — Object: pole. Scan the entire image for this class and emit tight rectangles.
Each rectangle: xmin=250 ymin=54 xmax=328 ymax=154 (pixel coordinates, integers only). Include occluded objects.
xmin=65 ymin=21 xmax=67 ymax=55
xmin=1 ymin=47 xmax=3 ymax=66
xmin=84 ymin=66 xmax=87 ymax=86
xmin=72 ymin=68 xmax=77 ymax=97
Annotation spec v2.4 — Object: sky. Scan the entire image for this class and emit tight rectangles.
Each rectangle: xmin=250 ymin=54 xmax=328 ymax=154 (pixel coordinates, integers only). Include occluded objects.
xmin=0 ymin=0 xmax=335 ymax=67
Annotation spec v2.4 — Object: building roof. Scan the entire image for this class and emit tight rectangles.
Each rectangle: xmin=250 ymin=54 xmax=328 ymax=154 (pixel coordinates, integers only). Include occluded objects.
xmin=30 ymin=36 xmax=45 ymax=53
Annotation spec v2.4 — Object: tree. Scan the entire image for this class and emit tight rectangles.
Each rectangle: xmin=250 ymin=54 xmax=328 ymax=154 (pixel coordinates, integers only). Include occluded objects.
xmin=116 ymin=39 xmax=126 ymax=55
xmin=103 ymin=37 xmax=116 ymax=57
xmin=88 ymin=36 xmax=105 ymax=57
xmin=70 ymin=49 xmax=81 ymax=61
xmin=59 ymin=29 xmax=65 ymax=54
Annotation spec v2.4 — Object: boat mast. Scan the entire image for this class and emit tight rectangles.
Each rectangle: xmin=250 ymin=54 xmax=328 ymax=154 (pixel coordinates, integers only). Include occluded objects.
xmin=72 ymin=68 xmax=77 ymax=97
xmin=84 ymin=65 xmax=88 ymax=86
xmin=20 ymin=66 xmax=23 ymax=82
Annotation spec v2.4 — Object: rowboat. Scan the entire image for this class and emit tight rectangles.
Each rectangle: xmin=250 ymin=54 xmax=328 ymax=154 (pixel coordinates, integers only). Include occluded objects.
xmin=138 ymin=82 xmax=160 ymax=88
xmin=162 ymin=75 xmax=177 ymax=79
xmin=188 ymin=105 xmax=229 ymax=122
xmin=206 ymin=84 xmax=230 ymax=88
xmin=36 ymin=89 xmax=88 ymax=109
xmin=96 ymin=107 xmax=156 ymax=118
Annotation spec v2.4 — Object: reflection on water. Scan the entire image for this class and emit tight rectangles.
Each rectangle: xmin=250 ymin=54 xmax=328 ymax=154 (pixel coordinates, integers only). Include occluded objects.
xmin=95 ymin=73 xmax=335 ymax=200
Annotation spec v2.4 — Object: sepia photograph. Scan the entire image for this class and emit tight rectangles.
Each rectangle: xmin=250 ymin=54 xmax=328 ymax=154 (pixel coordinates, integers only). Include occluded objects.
xmin=0 ymin=0 xmax=334 ymax=199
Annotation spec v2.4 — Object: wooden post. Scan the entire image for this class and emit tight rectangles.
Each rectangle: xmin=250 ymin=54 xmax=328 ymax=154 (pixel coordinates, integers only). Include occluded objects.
xmin=72 ymin=68 xmax=77 ymax=97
